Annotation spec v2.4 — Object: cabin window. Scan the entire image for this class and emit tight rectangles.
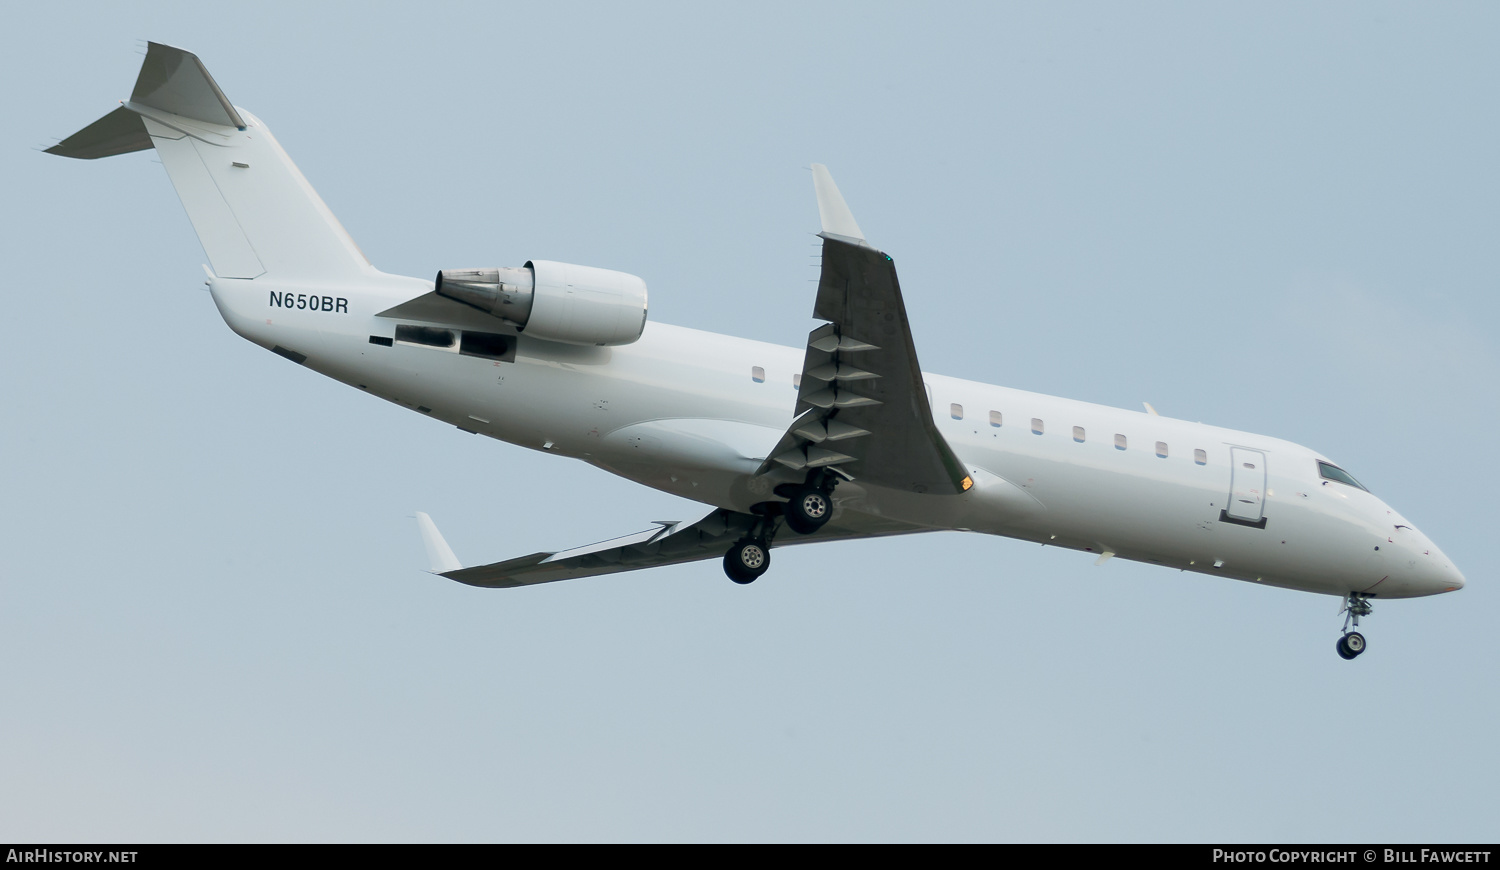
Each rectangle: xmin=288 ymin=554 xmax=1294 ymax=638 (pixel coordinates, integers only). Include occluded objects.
xmin=792 ymin=373 xmax=802 ymax=388
xmin=951 ymin=403 xmax=964 ymax=420
xmin=1318 ymin=461 xmax=1370 ymax=492
xmin=460 ymin=331 xmax=513 ymax=362
xmin=1194 ymin=448 xmax=1207 ymax=466
xmin=1114 ymin=434 xmax=1127 ymax=451
xmin=1155 ymin=441 xmax=1169 ymax=459
xmin=989 ymin=410 xmax=1002 ymax=427
xmin=751 ymin=366 xmax=765 ymax=383
xmin=1072 ymin=426 xmax=1085 ymax=443
xmin=1031 ymin=418 xmax=1044 ymax=435
xmin=395 ymin=325 xmax=455 ymax=348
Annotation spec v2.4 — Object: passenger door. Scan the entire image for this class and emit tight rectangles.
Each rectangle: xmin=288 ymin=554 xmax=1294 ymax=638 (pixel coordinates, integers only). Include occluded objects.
xmin=1225 ymin=447 xmax=1268 ymax=526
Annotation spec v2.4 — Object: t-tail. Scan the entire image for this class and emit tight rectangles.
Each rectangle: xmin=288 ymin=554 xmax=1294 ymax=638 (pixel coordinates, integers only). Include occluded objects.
xmin=49 ymin=43 xmax=375 ymax=284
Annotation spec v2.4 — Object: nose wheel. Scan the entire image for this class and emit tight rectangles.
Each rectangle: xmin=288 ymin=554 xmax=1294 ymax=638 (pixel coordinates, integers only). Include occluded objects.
xmin=1336 ymin=592 xmax=1374 ymax=660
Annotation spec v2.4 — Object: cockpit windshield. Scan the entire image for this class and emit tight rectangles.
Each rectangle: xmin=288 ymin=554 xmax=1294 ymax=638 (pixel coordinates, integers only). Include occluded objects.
xmin=1318 ymin=461 xmax=1369 ymax=492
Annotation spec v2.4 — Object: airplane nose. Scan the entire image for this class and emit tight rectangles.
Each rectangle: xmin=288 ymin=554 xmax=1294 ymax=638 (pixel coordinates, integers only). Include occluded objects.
xmin=1389 ymin=522 xmax=1464 ymax=594
xmin=1415 ymin=544 xmax=1465 ymax=594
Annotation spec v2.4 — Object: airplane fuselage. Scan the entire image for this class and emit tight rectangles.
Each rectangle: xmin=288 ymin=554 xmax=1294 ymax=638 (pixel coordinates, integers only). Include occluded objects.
xmin=210 ymin=272 xmax=1463 ymax=601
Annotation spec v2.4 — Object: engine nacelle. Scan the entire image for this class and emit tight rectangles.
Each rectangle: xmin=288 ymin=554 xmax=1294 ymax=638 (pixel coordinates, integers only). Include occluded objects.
xmin=435 ymin=261 xmax=647 ymax=346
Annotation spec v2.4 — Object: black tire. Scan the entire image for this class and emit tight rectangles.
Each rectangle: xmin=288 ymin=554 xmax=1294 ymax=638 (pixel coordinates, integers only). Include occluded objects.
xmin=1336 ymin=636 xmax=1355 ymax=660
xmin=1344 ymin=631 xmax=1366 ymax=657
xmin=783 ymin=486 xmax=832 ymax=535
xmin=724 ymin=539 xmax=770 ymax=584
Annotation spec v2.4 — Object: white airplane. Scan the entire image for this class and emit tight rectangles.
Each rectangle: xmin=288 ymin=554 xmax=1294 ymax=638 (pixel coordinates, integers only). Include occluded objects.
xmin=50 ymin=44 xmax=1464 ymax=659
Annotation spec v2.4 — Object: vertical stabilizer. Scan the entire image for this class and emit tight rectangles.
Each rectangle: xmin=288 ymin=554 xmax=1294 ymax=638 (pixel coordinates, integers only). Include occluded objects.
xmin=48 ymin=43 xmax=373 ymax=283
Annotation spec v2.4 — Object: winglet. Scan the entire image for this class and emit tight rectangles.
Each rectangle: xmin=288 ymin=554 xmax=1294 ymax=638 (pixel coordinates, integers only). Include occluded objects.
xmin=811 ymin=164 xmax=867 ymax=246
xmin=415 ymin=512 xmax=462 ymax=574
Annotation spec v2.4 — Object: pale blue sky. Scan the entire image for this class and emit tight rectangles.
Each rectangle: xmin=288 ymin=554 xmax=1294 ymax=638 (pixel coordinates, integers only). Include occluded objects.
xmin=3 ymin=1 xmax=1496 ymax=842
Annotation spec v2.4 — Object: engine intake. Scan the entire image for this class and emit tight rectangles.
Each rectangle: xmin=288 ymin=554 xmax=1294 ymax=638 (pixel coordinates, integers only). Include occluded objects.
xmin=435 ymin=260 xmax=648 ymax=346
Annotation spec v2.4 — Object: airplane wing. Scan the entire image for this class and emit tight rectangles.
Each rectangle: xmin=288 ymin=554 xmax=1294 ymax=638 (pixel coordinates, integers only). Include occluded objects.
xmin=432 ymin=507 xmax=918 ymax=588
xmin=425 ymin=166 xmax=958 ymax=589
xmin=758 ymin=166 xmax=973 ymax=496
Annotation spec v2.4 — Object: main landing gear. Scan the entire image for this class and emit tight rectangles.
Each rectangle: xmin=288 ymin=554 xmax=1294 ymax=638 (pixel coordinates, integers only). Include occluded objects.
xmin=1336 ymin=592 xmax=1374 ymax=660
xmin=782 ymin=485 xmax=833 ymax=534
xmin=723 ymin=474 xmax=839 ymax=584
xmin=777 ymin=472 xmax=838 ymax=536
xmin=724 ymin=538 xmax=769 ymax=585
xmin=723 ymin=503 xmax=781 ymax=585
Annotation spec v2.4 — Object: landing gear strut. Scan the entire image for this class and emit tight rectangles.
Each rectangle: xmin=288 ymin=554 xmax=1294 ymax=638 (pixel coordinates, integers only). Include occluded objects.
xmin=1336 ymin=592 xmax=1373 ymax=660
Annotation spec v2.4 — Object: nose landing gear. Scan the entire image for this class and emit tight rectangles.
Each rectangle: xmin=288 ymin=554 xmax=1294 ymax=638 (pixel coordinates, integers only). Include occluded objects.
xmin=1336 ymin=592 xmax=1374 ymax=660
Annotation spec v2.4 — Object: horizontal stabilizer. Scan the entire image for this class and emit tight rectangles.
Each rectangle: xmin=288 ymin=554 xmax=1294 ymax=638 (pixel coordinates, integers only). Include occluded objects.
xmin=131 ymin=42 xmax=245 ymax=128
xmin=45 ymin=106 xmax=151 ymax=160
xmin=47 ymin=43 xmax=242 ymax=160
